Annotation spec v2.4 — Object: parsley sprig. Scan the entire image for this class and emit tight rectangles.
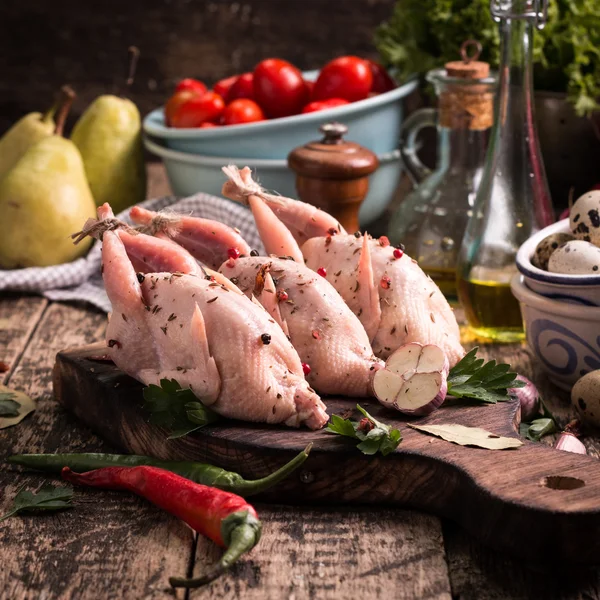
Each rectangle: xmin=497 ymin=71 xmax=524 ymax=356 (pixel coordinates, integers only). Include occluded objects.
xmin=327 ymin=405 xmax=402 ymax=456
xmin=143 ymin=379 xmax=219 ymax=439
xmin=446 ymin=348 xmax=525 ymax=404
xmin=0 ymin=483 xmax=74 ymax=522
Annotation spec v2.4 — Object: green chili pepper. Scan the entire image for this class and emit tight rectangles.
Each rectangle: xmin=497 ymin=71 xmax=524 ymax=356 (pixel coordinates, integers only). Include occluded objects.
xmin=7 ymin=443 xmax=311 ymax=497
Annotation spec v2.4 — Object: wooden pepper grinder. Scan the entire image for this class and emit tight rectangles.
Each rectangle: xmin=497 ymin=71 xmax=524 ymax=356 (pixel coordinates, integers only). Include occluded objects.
xmin=287 ymin=123 xmax=379 ymax=233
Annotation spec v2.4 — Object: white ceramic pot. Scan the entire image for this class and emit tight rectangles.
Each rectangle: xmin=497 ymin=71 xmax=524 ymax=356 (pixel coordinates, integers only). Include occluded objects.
xmin=511 ymin=274 xmax=600 ymax=390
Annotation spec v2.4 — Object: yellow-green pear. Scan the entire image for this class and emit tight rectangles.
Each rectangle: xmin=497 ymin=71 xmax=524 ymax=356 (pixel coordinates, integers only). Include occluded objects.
xmin=71 ymin=94 xmax=146 ymax=213
xmin=0 ymin=86 xmax=75 ymax=179
xmin=0 ymin=136 xmax=97 ymax=268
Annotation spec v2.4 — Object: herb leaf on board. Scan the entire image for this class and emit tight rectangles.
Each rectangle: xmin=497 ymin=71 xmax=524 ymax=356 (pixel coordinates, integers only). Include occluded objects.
xmin=519 ymin=418 xmax=557 ymax=442
xmin=0 ymin=385 xmax=36 ymax=429
xmin=446 ymin=347 xmax=525 ymax=404
xmin=143 ymin=379 xmax=219 ymax=439
xmin=408 ymin=423 xmax=523 ymax=450
xmin=327 ymin=404 xmax=402 ymax=456
xmin=0 ymin=483 xmax=74 ymax=522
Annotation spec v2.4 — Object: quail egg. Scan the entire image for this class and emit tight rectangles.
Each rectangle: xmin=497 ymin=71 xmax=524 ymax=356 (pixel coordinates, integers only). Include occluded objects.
xmin=572 ymin=371 xmax=600 ymax=429
xmin=532 ymin=232 xmax=574 ymax=270
xmin=548 ymin=240 xmax=600 ymax=275
xmin=570 ymin=190 xmax=600 ymax=246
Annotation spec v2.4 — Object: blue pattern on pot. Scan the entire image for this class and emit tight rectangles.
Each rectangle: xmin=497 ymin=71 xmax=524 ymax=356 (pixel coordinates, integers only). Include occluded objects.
xmin=530 ymin=319 xmax=600 ymax=380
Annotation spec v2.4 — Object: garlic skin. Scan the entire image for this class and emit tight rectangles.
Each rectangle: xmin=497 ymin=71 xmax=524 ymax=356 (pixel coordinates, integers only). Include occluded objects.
xmin=554 ymin=432 xmax=587 ymax=455
xmin=509 ymin=375 xmax=540 ymax=422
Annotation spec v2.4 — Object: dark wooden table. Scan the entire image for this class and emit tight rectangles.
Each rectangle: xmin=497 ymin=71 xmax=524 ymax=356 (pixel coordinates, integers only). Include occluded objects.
xmin=1 ymin=165 xmax=600 ymax=599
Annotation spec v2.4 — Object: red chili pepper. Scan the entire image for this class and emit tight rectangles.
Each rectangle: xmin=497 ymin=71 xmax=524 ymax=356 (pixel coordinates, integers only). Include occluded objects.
xmin=61 ymin=466 xmax=261 ymax=588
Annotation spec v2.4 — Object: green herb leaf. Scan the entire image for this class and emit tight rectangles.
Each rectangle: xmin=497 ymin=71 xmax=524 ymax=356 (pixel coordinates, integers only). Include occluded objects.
xmin=408 ymin=423 xmax=523 ymax=450
xmin=0 ymin=396 xmax=20 ymax=418
xmin=326 ymin=414 xmax=358 ymax=439
xmin=375 ymin=0 xmax=600 ymax=118
xmin=0 ymin=483 xmax=74 ymax=522
xmin=521 ymin=417 xmax=557 ymax=442
xmin=143 ymin=379 xmax=219 ymax=439
xmin=326 ymin=404 xmax=402 ymax=456
xmin=446 ymin=347 xmax=524 ymax=404
xmin=0 ymin=385 xmax=36 ymax=429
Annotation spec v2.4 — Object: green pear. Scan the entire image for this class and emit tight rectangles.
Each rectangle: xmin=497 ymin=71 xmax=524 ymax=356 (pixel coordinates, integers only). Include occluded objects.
xmin=0 ymin=86 xmax=75 ymax=180
xmin=0 ymin=136 xmax=97 ymax=268
xmin=71 ymin=95 xmax=146 ymax=213
xmin=0 ymin=110 xmax=56 ymax=179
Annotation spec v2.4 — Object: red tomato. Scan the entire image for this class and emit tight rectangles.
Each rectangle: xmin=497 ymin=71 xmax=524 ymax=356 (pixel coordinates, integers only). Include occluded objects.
xmin=253 ymin=59 xmax=309 ymax=118
xmin=222 ymin=99 xmax=265 ymax=125
xmin=366 ymin=59 xmax=396 ymax=94
xmin=227 ymin=72 xmax=254 ymax=102
xmin=301 ymin=98 xmax=349 ymax=114
xmin=313 ymin=56 xmax=373 ymax=102
xmin=305 ymin=79 xmax=315 ymax=99
xmin=213 ymin=75 xmax=238 ymax=100
xmin=199 ymin=122 xmax=220 ymax=128
xmin=175 ymin=78 xmax=207 ymax=95
xmin=165 ymin=90 xmax=197 ymax=126
xmin=170 ymin=92 xmax=225 ymax=128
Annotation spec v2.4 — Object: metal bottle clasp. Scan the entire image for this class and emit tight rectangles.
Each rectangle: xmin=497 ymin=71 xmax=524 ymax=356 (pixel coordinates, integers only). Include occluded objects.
xmin=490 ymin=0 xmax=548 ymax=29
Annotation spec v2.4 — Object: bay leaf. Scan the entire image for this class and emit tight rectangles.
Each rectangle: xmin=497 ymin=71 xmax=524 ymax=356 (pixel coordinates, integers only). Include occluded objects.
xmin=0 ymin=385 xmax=36 ymax=430
xmin=408 ymin=423 xmax=523 ymax=450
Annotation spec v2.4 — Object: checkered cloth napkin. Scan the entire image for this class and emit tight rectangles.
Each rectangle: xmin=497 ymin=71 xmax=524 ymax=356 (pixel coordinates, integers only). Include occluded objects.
xmin=0 ymin=193 xmax=264 ymax=313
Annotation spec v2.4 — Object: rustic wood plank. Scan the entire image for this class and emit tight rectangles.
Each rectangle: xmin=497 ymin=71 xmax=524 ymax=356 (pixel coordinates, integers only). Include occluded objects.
xmin=443 ymin=520 xmax=600 ymax=600
xmin=0 ymin=302 xmax=193 ymax=599
xmin=0 ymin=294 xmax=47 ymax=383
xmin=191 ymin=505 xmax=451 ymax=600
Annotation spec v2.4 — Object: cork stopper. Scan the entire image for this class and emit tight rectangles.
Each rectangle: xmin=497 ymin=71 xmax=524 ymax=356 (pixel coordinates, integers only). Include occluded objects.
xmin=444 ymin=40 xmax=490 ymax=79
xmin=439 ymin=40 xmax=494 ymax=131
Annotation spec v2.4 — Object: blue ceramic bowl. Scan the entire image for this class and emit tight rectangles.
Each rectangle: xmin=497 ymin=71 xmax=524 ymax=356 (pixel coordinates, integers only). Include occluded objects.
xmin=144 ymin=136 xmax=402 ymax=226
xmin=143 ymin=74 xmax=419 ymax=159
xmin=511 ymin=274 xmax=600 ymax=390
xmin=516 ymin=219 xmax=600 ymax=306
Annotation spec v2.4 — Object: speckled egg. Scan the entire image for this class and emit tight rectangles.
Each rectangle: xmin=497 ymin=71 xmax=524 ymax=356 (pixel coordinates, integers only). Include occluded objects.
xmin=570 ymin=190 xmax=600 ymax=246
xmin=572 ymin=371 xmax=600 ymax=428
xmin=532 ymin=232 xmax=574 ymax=270
xmin=548 ymin=240 xmax=600 ymax=275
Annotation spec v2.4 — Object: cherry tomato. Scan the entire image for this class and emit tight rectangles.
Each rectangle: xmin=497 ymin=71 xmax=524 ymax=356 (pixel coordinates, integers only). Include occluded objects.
xmin=305 ymin=79 xmax=315 ymax=99
xmin=253 ymin=59 xmax=309 ymax=118
xmin=199 ymin=122 xmax=220 ymax=128
xmin=175 ymin=78 xmax=207 ymax=95
xmin=165 ymin=90 xmax=197 ymax=126
xmin=301 ymin=98 xmax=349 ymax=114
xmin=313 ymin=56 xmax=373 ymax=102
xmin=213 ymin=75 xmax=238 ymax=100
xmin=170 ymin=92 xmax=225 ymax=128
xmin=222 ymin=99 xmax=265 ymax=125
xmin=366 ymin=59 xmax=396 ymax=94
xmin=227 ymin=72 xmax=254 ymax=102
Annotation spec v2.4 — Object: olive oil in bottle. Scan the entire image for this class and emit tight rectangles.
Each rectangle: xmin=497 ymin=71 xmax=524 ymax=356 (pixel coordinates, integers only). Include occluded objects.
xmin=423 ymin=266 xmax=459 ymax=299
xmin=456 ymin=0 xmax=554 ymax=342
xmin=457 ymin=278 xmax=524 ymax=342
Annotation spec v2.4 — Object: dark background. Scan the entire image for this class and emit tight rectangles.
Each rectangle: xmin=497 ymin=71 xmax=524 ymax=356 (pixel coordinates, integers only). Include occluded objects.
xmin=0 ymin=0 xmax=395 ymax=134
xmin=1 ymin=0 xmax=597 ymax=208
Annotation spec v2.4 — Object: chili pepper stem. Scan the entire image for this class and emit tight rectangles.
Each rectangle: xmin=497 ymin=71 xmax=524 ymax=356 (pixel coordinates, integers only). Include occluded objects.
xmin=169 ymin=518 xmax=261 ymax=589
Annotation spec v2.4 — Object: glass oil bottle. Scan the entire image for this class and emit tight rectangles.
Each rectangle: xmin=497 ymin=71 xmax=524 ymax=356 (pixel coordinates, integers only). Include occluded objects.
xmin=389 ymin=41 xmax=496 ymax=299
xmin=457 ymin=0 xmax=554 ymax=342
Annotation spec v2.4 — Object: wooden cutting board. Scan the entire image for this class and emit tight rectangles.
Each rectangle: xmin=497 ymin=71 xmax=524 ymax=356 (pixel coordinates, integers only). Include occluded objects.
xmin=54 ymin=343 xmax=600 ymax=564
